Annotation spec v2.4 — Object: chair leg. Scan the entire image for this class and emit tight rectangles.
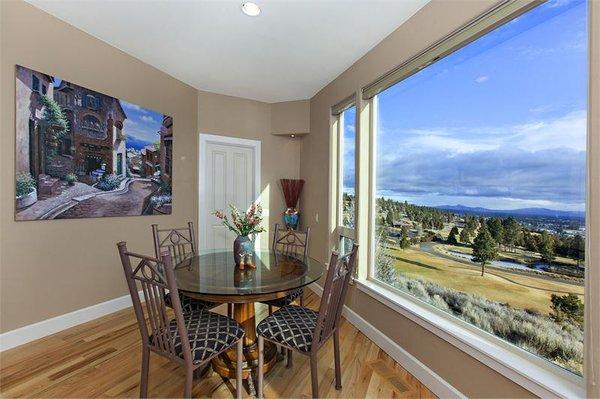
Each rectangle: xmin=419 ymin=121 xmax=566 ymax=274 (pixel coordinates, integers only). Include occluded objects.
xmin=310 ymin=353 xmax=319 ymax=398
xmin=236 ymin=338 xmax=243 ymax=399
xmin=140 ymin=345 xmax=150 ymax=398
xmin=258 ymin=336 xmax=264 ymax=399
xmin=183 ymin=364 xmax=193 ymax=398
xmin=333 ymin=330 xmax=342 ymax=390
xmin=300 ymin=294 xmax=304 ymax=307
xmin=268 ymin=305 xmax=273 ymax=315
xmin=286 ymin=348 xmax=293 ymax=368
xmin=228 ymin=303 xmax=233 ymax=317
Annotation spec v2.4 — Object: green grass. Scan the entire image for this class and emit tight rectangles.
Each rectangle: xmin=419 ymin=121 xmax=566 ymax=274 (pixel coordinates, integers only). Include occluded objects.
xmin=387 ymin=245 xmax=583 ymax=314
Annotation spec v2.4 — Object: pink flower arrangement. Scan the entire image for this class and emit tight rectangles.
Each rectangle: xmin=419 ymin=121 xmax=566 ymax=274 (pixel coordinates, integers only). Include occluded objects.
xmin=214 ymin=203 xmax=265 ymax=237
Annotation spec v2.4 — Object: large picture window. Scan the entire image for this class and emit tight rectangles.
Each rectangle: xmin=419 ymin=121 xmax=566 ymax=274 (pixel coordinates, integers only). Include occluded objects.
xmin=369 ymin=0 xmax=587 ymax=376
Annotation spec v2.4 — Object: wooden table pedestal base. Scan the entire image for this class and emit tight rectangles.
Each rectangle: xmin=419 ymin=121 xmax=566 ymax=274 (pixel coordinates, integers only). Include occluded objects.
xmin=211 ymin=302 xmax=278 ymax=380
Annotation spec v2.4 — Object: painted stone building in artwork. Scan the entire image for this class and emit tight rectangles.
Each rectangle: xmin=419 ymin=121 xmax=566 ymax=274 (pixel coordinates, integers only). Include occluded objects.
xmin=15 ymin=65 xmax=55 ymax=178
xmin=159 ymin=115 xmax=173 ymax=186
xmin=53 ymin=81 xmax=127 ymax=183
xmin=140 ymin=146 xmax=158 ymax=178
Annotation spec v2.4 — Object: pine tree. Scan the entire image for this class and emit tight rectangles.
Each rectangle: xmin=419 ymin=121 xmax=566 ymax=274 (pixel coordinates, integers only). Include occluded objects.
xmin=399 ymin=225 xmax=410 ymax=249
xmin=385 ymin=210 xmax=394 ymax=227
xmin=573 ymin=234 xmax=585 ymax=266
xmin=486 ymin=218 xmax=504 ymax=249
xmin=539 ymin=231 xmax=555 ymax=263
xmin=550 ymin=293 xmax=584 ymax=325
xmin=460 ymin=228 xmax=471 ymax=243
xmin=447 ymin=226 xmax=460 ymax=245
xmin=472 ymin=226 xmax=498 ymax=276
xmin=524 ymin=232 xmax=538 ymax=252
xmin=502 ymin=217 xmax=522 ymax=252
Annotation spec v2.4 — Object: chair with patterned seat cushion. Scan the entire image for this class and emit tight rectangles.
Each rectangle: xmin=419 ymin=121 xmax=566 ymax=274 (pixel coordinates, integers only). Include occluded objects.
xmin=256 ymin=305 xmax=318 ymax=352
xmin=257 ymin=243 xmax=358 ymax=399
xmin=152 ymin=223 xmax=221 ymax=314
xmin=151 ymin=310 xmax=245 ymax=365
xmin=117 ymin=242 xmax=244 ymax=399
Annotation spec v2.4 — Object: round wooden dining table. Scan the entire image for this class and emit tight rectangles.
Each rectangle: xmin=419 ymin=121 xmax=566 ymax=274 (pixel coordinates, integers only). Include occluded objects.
xmin=172 ymin=249 xmax=325 ymax=380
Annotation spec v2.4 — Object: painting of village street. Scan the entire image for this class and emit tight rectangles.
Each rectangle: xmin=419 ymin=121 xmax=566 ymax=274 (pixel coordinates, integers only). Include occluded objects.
xmin=15 ymin=65 xmax=173 ymax=220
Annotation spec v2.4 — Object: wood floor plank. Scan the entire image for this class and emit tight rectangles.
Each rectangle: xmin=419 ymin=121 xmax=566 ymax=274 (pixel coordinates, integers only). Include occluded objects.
xmin=0 ymin=290 xmax=437 ymax=398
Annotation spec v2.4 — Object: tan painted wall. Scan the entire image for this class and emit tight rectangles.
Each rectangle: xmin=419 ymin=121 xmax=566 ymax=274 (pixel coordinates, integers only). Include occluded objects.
xmin=270 ymin=100 xmax=310 ymax=136
xmin=300 ymin=0 xmax=544 ymax=397
xmin=0 ymin=1 xmax=301 ymax=333
xmin=197 ymin=91 xmax=302 ymax=249
xmin=0 ymin=0 xmax=199 ymax=333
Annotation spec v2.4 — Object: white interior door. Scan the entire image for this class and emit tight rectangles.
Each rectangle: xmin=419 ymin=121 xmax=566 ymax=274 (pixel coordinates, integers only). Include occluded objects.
xmin=199 ymin=134 xmax=260 ymax=250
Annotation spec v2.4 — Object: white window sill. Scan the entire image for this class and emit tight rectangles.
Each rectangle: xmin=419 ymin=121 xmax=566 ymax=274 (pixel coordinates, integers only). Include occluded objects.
xmin=355 ymin=279 xmax=585 ymax=399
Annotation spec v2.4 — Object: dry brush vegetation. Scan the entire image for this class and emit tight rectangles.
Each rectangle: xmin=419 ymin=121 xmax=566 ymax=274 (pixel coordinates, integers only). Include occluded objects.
xmin=375 ymin=245 xmax=584 ymax=375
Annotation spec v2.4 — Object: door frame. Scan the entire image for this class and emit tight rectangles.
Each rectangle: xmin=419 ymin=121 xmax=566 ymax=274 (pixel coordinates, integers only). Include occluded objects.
xmin=198 ymin=133 xmax=262 ymax=250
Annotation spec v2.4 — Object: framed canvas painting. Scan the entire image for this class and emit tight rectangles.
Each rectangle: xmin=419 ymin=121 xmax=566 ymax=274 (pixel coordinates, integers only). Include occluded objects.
xmin=14 ymin=65 xmax=173 ymax=220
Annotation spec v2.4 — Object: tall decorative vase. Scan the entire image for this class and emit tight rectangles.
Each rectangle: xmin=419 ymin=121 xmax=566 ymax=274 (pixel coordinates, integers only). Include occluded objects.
xmin=284 ymin=207 xmax=299 ymax=230
xmin=233 ymin=235 xmax=254 ymax=268
xmin=281 ymin=179 xmax=305 ymax=230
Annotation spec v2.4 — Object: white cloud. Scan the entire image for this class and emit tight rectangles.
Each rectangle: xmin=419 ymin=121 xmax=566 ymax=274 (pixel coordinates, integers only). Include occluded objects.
xmin=140 ymin=115 xmax=156 ymax=123
xmin=382 ymin=109 xmax=587 ymax=156
xmin=373 ymin=110 xmax=587 ymax=209
xmin=403 ymin=131 xmax=498 ymax=154
xmin=511 ymin=109 xmax=587 ymax=152
xmin=475 ymin=76 xmax=489 ymax=84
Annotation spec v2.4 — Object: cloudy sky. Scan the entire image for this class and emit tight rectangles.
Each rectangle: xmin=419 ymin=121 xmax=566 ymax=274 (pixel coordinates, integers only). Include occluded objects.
xmin=343 ymin=0 xmax=587 ymax=212
xmin=120 ymin=100 xmax=164 ymax=147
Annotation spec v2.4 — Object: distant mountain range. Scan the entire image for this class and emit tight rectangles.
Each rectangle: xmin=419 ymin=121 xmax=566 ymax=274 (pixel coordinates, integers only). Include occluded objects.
xmin=126 ymin=136 xmax=153 ymax=150
xmin=436 ymin=204 xmax=585 ymax=219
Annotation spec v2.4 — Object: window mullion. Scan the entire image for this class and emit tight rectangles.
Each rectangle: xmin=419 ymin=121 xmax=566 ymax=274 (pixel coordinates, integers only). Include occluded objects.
xmin=337 ymin=112 xmax=345 ymax=229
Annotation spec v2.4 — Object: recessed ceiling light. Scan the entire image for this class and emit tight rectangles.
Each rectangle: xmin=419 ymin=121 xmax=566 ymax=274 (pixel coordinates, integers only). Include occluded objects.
xmin=241 ymin=2 xmax=261 ymax=17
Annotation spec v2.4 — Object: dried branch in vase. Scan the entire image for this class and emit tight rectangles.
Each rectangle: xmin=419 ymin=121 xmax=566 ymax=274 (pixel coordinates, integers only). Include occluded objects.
xmin=280 ymin=179 xmax=305 ymax=209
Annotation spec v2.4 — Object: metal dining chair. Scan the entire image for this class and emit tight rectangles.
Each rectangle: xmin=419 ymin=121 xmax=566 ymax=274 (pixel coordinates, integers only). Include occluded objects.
xmin=152 ymin=222 xmax=227 ymax=314
xmin=260 ymin=224 xmax=311 ymax=314
xmin=256 ymin=243 xmax=359 ymax=399
xmin=117 ymin=242 xmax=245 ymax=399
xmin=258 ymin=224 xmax=311 ymax=366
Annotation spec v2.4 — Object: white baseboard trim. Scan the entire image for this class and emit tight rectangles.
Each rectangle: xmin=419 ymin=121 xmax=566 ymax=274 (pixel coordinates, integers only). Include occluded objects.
xmin=0 ymin=290 xmax=143 ymax=352
xmin=309 ymin=283 xmax=465 ymax=399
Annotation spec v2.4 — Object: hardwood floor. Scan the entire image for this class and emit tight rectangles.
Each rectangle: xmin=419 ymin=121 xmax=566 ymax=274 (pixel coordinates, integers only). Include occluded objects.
xmin=0 ymin=290 xmax=436 ymax=398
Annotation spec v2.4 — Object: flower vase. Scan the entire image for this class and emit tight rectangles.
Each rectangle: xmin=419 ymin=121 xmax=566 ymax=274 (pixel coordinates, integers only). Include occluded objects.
xmin=233 ymin=235 xmax=254 ymax=268
xmin=284 ymin=207 xmax=299 ymax=230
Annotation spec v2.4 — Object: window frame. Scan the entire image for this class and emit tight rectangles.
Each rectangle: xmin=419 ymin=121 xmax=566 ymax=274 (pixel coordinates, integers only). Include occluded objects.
xmin=325 ymin=0 xmax=593 ymax=396
xmin=331 ymin=96 xmax=358 ymax=254
xmin=86 ymin=94 xmax=99 ymax=110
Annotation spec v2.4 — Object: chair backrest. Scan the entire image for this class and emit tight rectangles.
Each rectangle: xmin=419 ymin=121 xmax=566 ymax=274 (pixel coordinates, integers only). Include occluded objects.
xmin=152 ymin=222 xmax=197 ymax=260
xmin=117 ymin=242 xmax=192 ymax=365
xmin=272 ymin=223 xmax=311 ymax=259
xmin=312 ymin=243 xmax=358 ymax=351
